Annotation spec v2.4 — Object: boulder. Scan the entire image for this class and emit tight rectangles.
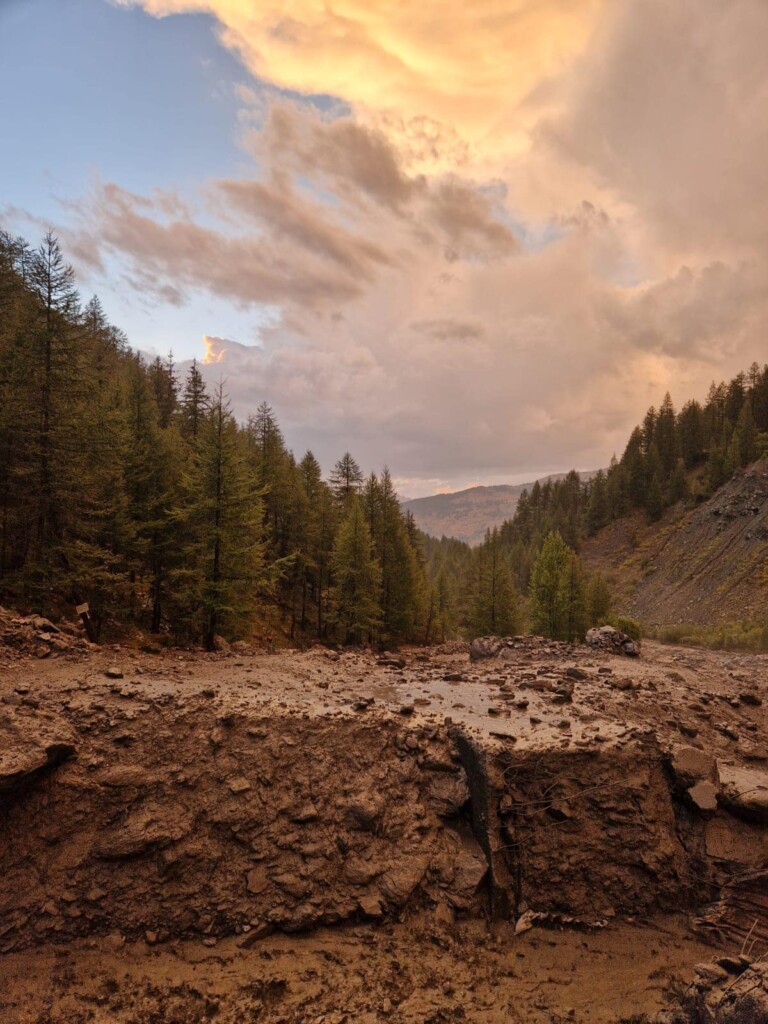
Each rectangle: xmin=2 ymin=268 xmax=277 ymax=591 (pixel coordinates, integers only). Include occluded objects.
xmin=719 ymin=765 xmax=768 ymax=823
xmin=0 ymin=708 xmax=76 ymax=796
xmin=585 ymin=625 xmax=640 ymax=657
xmin=379 ymin=855 xmax=430 ymax=904
xmin=427 ymin=771 xmax=469 ymax=817
xmin=469 ymin=637 xmax=502 ymax=661
xmin=669 ymin=745 xmax=719 ymax=789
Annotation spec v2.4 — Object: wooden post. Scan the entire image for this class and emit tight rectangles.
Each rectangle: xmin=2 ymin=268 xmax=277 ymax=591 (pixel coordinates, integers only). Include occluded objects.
xmin=76 ymin=602 xmax=96 ymax=643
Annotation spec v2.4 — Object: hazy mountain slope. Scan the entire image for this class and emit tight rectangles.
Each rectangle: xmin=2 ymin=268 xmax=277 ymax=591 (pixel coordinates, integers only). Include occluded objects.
xmin=404 ymin=472 xmax=598 ymax=545
xmin=403 ymin=484 xmax=529 ymax=544
xmin=582 ymin=461 xmax=768 ymax=627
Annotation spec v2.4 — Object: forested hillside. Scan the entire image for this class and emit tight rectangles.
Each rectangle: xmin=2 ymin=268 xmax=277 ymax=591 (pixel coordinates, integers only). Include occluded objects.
xmin=422 ymin=361 xmax=768 ymax=644
xmin=3 ymin=228 xmax=767 ymax=650
xmin=403 ymin=472 xmax=598 ymax=546
xmin=0 ymin=231 xmax=433 ymax=648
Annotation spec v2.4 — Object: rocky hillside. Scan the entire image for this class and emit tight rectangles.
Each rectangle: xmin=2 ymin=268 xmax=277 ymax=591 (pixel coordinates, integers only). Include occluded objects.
xmin=583 ymin=461 xmax=768 ymax=627
xmin=405 ymin=472 xmax=597 ymax=544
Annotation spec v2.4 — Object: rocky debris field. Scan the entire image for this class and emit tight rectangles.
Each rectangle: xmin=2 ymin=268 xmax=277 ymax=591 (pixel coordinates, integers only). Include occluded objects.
xmin=3 ymin=631 xmax=768 ymax=1022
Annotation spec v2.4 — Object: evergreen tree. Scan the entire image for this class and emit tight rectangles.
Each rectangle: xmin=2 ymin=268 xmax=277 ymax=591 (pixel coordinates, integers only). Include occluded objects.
xmin=330 ymin=452 xmax=363 ymax=503
xmin=562 ymin=552 xmax=588 ymax=642
xmin=587 ymin=470 xmax=609 ymax=535
xmin=646 ymin=471 xmax=664 ymax=522
xmin=176 ymin=386 xmax=264 ymax=649
xmin=179 ymin=359 xmax=208 ymax=441
xmin=329 ymin=495 xmax=381 ymax=644
xmin=734 ymin=400 xmax=758 ymax=467
xmin=528 ymin=531 xmax=571 ymax=640
xmin=587 ymin=572 xmax=611 ymax=626
xmin=469 ymin=527 xmax=520 ymax=636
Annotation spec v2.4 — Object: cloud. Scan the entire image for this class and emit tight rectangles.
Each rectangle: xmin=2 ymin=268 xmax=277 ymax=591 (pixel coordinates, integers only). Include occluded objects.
xmin=87 ymin=0 xmax=768 ymax=495
xmin=116 ymin=0 xmax=604 ymax=166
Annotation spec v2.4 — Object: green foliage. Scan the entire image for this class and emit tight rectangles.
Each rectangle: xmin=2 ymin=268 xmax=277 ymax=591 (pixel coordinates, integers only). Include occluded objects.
xmin=652 ymin=620 xmax=768 ymax=652
xmin=0 ymin=230 xmax=430 ymax=647
xmin=329 ymin=495 xmax=382 ymax=644
xmin=529 ymin=531 xmax=580 ymax=641
xmin=174 ymin=387 xmax=265 ymax=649
xmin=469 ymin=527 xmax=521 ymax=637
xmin=614 ymin=615 xmax=642 ymax=641
xmin=587 ymin=572 xmax=612 ymax=626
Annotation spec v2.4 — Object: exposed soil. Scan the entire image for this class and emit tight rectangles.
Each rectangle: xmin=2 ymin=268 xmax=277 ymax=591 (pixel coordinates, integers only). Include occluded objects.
xmin=3 ymin=634 xmax=768 ymax=1022
xmin=583 ymin=462 xmax=768 ymax=627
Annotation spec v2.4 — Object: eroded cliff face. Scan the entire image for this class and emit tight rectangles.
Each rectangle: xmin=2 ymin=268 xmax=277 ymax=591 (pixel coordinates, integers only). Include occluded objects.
xmin=0 ymin=690 xmax=752 ymax=952
xmin=2 ymin=637 xmax=768 ymax=1022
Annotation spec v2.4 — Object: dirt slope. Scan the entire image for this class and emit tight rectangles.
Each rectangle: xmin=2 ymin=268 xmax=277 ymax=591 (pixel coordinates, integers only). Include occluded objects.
xmin=583 ymin=461 xmax=768 ymax=627
xmin=4 ymin=637 xmax=768 ymax=1021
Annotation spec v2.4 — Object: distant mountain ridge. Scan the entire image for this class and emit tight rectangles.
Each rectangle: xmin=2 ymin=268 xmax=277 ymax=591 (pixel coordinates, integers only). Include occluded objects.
xmin=404 ymin=472 xmax=598 ymax=545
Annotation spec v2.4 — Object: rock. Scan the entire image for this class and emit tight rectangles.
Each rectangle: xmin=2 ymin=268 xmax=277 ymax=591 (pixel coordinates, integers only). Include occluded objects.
xmin=212 ymin=635 xmax=231 ymax=653
xmin=92 ymin=807 xmax=189 ymax=859
xmin=378 ymin=655 xmax=406 ymax=669
xmin=669 ymin=745 xmax=719 ymax=789
xmin=358 ymin=892 xmax=383 ymax=918
xmin=427 ymin=772 xmax=469 ymax=817
xmin=0 ymin=709 xmax=77 ymax=795
xmin=566 ymin=667 xmax=589 ymax=681
xmin=273 ymin=872 xmax=310 ymax=899
xmin=104 ymin=666 xmax=124 ymax=679
xmin=379 ymin=856 xmax=430 ymax=904
xmin=345 ymin=795 xmax=385 ymax=831
xmin=344 ymin=857 xmax=383 ymax=886
xmin=515 ymin=910 xmax=536 ymax=934
xmin=585 ymin=625 xmax=640 ymax=657
xmin=237 ymin=921 xmax=274 ymax=947
xmin=290 ymin=802 xmax=319 ymax=823
xmin=551 ymin=679 xmax=574 ymax=703
xmin=246 ymin=866 xmax=269 ymax=894
xmin=443 ymin=842 xmax=488 ymax=907
xmin=228 ymin=776 xmax=252 ymax=794
xmin=693 ymin=962 xmax=730 ymax=986
xmin=741 ymin=692 xmax=763 ymax=706
xmin=470 ymin=637 xmax=502 ymax=661
xmin=719 ymin=765 xmax=768 ymax=823
xmin=687 ymin=780 xmax=719 ymax=813
xmin=30 ymin=616 xmax=59 ymax=634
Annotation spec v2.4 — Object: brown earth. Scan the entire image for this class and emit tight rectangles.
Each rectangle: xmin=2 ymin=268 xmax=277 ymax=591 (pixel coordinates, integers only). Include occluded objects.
xmin=582 ymin=461 xmax=768 ymax=628
xmin=3 ymin=634 xmax=768 ymax=1022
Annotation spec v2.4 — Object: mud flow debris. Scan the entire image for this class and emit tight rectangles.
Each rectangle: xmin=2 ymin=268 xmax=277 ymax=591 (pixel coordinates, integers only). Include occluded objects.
xmin=3 ymin=633 xmax=768 ymax=1023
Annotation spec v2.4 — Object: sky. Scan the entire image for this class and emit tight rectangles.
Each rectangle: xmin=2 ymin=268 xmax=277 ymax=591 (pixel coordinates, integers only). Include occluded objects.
xmin=2 ymin=0 xmax=768 ymax=497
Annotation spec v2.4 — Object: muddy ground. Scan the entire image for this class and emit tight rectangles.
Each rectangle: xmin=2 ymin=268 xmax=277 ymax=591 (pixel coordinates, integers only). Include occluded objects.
xmin=3 ymin=631 xmax=768 ymax=1022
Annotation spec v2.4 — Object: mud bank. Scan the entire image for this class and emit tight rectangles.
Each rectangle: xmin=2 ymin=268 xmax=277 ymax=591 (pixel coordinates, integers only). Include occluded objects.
xmin=2 ymin=637 xmax=768 ymax=1021
xmin=0 ymin=687 xmax=755 ymax=949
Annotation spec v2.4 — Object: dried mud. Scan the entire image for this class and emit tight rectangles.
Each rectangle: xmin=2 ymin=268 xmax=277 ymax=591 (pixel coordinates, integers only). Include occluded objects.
xmin=3 ymin=635 xmax=768 ymax=1022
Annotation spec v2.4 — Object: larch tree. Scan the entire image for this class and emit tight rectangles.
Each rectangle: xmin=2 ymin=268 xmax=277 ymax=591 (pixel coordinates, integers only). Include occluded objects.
xmin=470 ymin=527 xmax=520 ymax=637
xmin=528 ymin=531 xmax=571 ymax=640
xmin=330 ymin=452 xmax=363 ymax=504
xmin=177 ymin=386 xmax=264 ymax=649
xmin=329 ymin=494 xmax=381 ymax=645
